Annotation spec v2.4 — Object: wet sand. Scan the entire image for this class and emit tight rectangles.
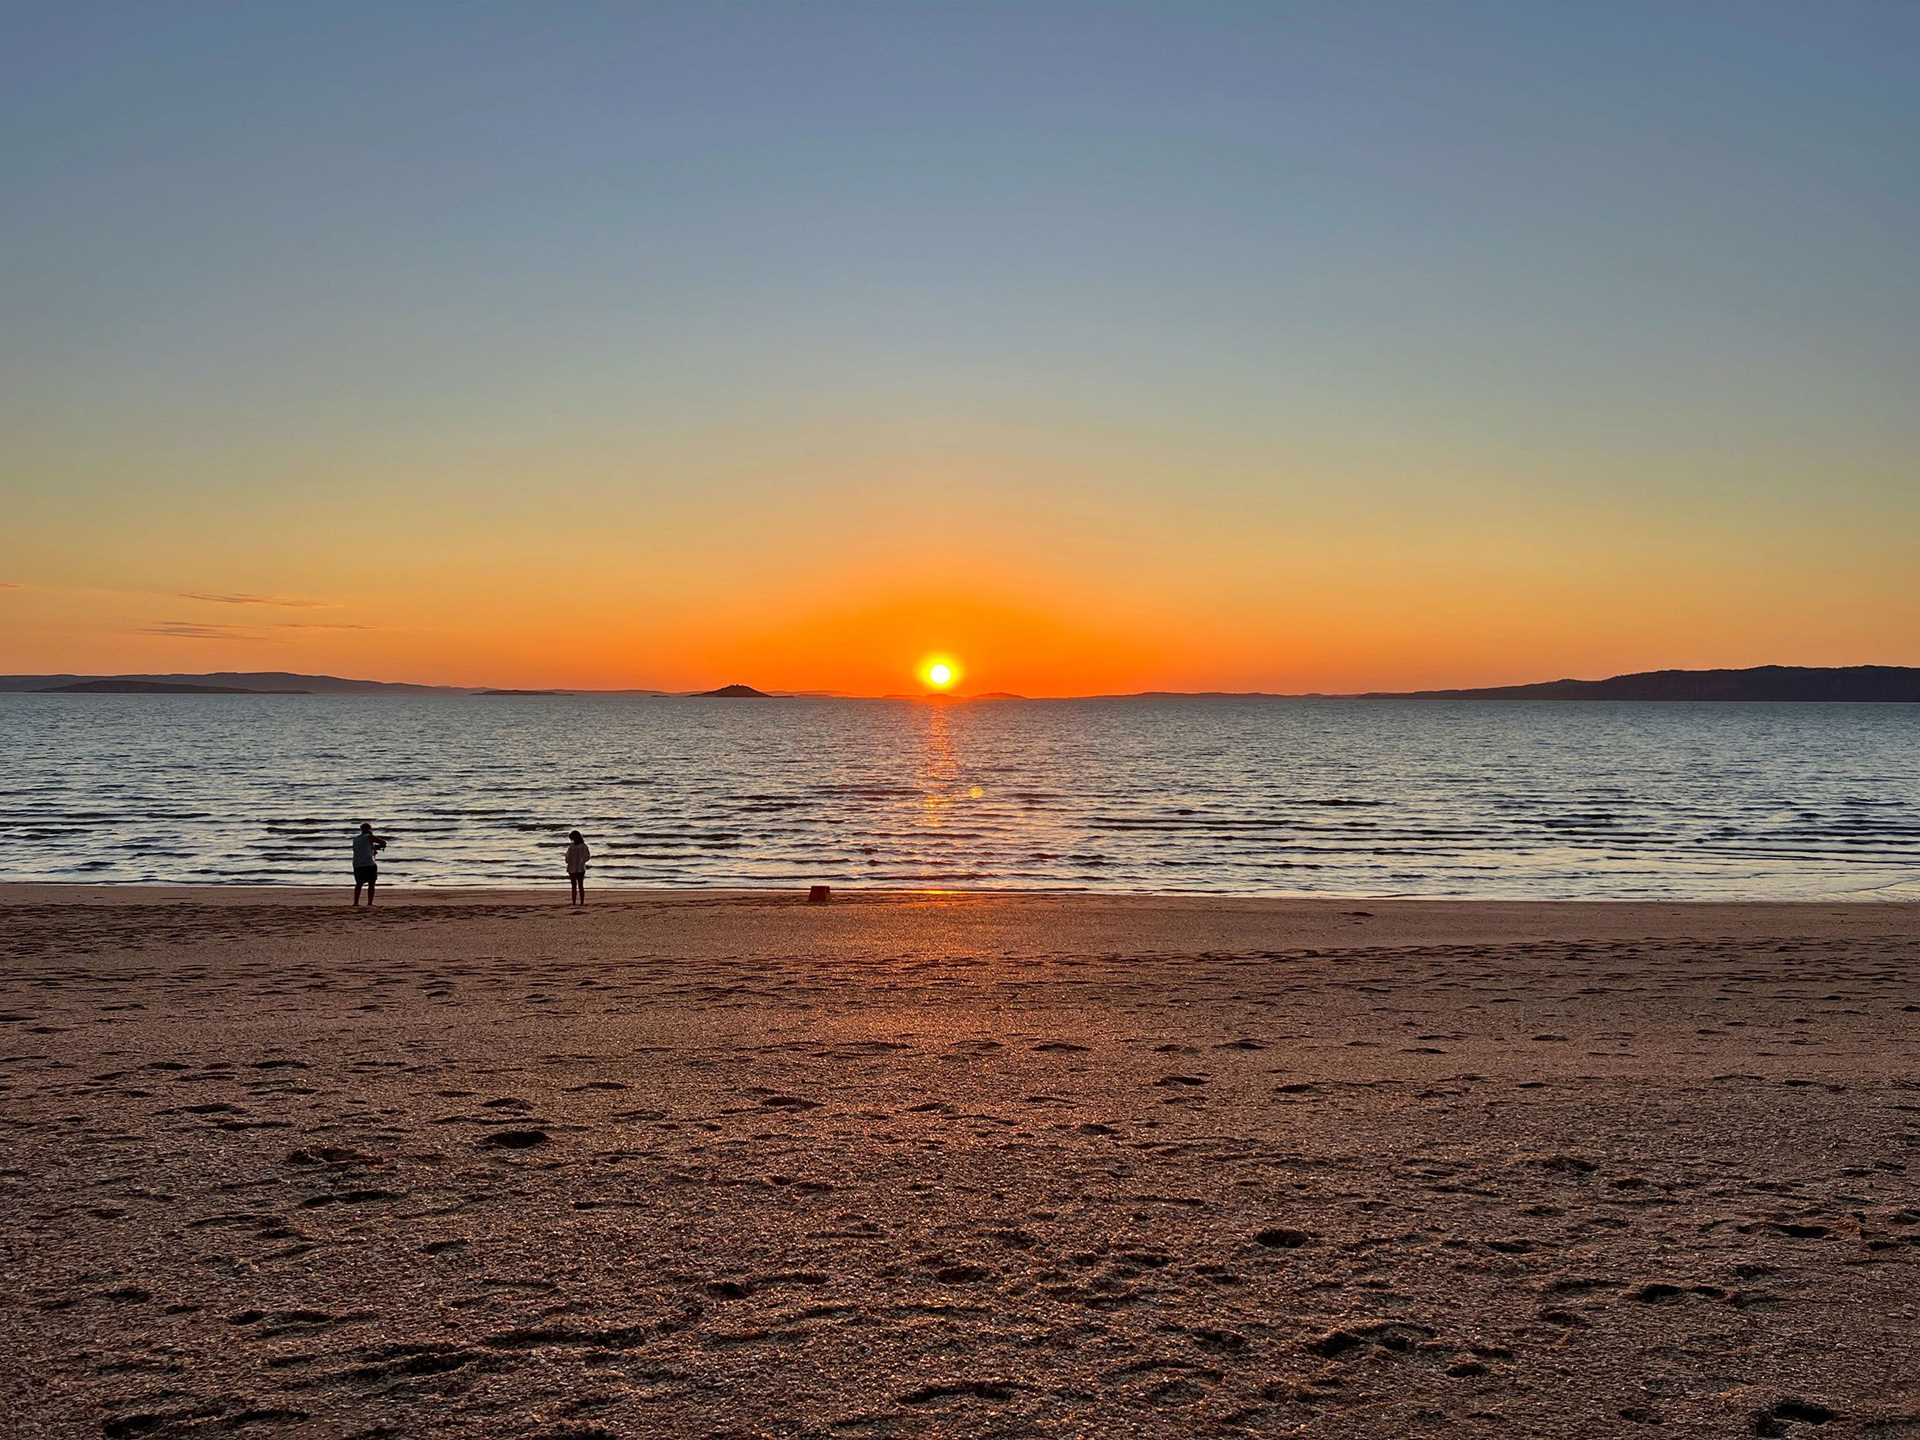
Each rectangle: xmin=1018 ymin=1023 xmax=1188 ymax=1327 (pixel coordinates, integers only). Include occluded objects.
xmin=2 ymin=887 xmax=1916 ymax=1438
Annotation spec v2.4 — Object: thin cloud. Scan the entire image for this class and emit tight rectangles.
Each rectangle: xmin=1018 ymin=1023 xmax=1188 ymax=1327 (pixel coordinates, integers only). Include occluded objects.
xmin=0 ymin=581 xmax=21 ymax=590
xmin=178 ymin=591 xmax=331 ymax=609
xmin=136 ymin=619 xmax=372 ymax=639
xmin=139 ymin=621 xmax=255 ymax=640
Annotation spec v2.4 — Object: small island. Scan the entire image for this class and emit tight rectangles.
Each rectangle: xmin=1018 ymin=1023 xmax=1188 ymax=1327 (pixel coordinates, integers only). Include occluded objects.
xmin=691 ymin=684 xmax=771 ymax=698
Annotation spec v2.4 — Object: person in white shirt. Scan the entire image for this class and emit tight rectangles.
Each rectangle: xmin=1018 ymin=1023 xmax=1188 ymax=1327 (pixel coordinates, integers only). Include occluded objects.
xmin=564 ymin=830 xmax=591 ymax=907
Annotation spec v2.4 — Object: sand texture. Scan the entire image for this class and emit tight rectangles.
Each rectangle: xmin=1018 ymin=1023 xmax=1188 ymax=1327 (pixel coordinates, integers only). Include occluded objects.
xmin=2 ymin=889 xmax=1917 ymax=1438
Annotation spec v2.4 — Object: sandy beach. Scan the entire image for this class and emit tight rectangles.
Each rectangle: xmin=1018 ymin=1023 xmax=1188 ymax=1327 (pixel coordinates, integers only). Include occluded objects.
xmin=3 ymin=887 xmax=1916 ymax=1438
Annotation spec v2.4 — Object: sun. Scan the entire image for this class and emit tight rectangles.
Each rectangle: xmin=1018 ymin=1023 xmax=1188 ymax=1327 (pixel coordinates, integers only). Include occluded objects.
xmin=918 ymin=655 xmax=962 ymax=692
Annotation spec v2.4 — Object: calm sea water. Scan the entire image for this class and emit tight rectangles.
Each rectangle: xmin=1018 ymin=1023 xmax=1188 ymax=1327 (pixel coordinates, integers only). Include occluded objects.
xmin=2 ymin=695 xmax=1916 ymax=900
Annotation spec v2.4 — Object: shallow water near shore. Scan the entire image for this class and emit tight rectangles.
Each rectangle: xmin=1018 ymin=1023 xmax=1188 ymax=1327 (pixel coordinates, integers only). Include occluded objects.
xmin=2 ymin=694 xmax=1916 ymax=899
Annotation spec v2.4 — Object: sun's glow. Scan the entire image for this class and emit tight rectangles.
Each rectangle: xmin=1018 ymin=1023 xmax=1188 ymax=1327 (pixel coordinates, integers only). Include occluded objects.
xmin=918 ymin=655 xmax=961 ymax=691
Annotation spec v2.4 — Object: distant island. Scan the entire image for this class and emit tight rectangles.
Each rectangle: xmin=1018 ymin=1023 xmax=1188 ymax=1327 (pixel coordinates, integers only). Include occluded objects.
xmin=1355 ymin=665 xmax=1920 ymax=703
xmin=1104 ymin=665 xmax=1920 ymax=702
xmin=0 ymin=671 xmax=668 ymax=697
xmin=4 ymin=670 xmax=461 ymax=695
xmin=40 ymin=679 xmax=309 ymax=695
xmin=692 ymin=684 xmax=771 ymax=698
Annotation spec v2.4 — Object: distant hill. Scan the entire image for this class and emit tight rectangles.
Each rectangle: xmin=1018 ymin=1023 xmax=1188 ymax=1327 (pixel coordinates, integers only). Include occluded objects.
xmin=692 ymin=683 xmax=771 ymax=698
xmin=41 ymin=679 xmax=308 ymax=695
xmin=1361 ymin=665 xmax=1920 ymax=702
xmin=0 ymin=670 xmax=453 ymax=695
xmin=0 ymin=671 xmax=674 ymax=697
xmin=1122 ymin=690 xmax=1288 ymax=700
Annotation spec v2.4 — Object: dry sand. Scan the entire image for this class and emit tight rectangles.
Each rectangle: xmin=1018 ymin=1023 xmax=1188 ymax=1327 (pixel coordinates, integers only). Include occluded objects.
xmin=2 ymin=887 xmax=1916 ymax=1438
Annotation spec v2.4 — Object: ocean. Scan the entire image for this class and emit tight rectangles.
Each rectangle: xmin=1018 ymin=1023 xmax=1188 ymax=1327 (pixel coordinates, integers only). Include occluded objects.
xmin=2 ymin=694 xmax=1916 ymax=899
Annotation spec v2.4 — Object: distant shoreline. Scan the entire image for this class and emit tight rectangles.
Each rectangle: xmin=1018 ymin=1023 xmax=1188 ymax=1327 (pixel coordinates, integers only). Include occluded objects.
xmin=10 ymin=691 xmax=1919 ymax=704
xmin=4 ymin=663 xmax=1917 ymax=701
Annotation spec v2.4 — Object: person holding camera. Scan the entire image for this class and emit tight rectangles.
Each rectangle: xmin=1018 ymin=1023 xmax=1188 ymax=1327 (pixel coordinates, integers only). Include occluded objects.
xmin=351 ymin=821 xmax=389 ymax=907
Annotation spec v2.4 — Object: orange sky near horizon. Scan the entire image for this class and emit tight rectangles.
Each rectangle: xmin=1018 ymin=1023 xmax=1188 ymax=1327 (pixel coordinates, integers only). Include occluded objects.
xmin=5 ymin=484 xmax=1916 ymax=696
xmin=5 ymin=410 xmax=1918 ymax=695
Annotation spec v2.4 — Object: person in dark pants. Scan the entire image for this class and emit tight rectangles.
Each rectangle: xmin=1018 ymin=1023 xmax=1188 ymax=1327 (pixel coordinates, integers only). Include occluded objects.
xmin=352 ymin=822 xmax=388 ymax=907
xmin=565 ymin=830 xmax=590 ymax=907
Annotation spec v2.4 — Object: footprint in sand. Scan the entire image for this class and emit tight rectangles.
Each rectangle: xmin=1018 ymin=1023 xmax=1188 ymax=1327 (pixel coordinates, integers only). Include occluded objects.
xmin=1253 ymin=1227 xmax=1312 ymax=1249
xmin=478 ymin=1129 xmax=548 ymax=1149
xmin=761 ymin=1095 xmax=821 ymax=1110
xmin=1752 ymin=1398 xmax=1837 ymax=1436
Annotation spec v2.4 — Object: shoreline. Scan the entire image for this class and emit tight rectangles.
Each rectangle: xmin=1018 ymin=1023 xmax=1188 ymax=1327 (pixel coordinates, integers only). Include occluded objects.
xmin=4 ymin=884 xmax=1915 ymax=941
xmin=4 ymin=880 xmax=1914 ymax=909
xmin=6 ymin=886 xmax=1915 ymax=960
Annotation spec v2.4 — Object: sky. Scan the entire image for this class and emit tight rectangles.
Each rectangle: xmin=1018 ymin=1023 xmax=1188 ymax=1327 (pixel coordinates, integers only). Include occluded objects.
xmin=3 ymin=1 xmax=1917 ymax=696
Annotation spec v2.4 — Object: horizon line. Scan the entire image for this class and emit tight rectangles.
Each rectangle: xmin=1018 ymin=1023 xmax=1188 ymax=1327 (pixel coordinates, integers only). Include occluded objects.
xmin=5 ymin=661 xmax=1918 ymax=703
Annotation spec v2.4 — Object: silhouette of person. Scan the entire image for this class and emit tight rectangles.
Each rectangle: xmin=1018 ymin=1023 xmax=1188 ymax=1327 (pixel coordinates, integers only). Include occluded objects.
xmin=352 ymin=822 xmax=388 ymax=907
xmin=565 ymin=829 xmax=590 ymax=907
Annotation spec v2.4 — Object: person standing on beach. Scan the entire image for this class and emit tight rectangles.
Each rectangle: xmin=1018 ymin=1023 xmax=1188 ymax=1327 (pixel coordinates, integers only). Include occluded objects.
xmin=352 ymin=822 xmax=388 ymax=908
xmin=565 ymin=830 xmax=591 ymax=907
